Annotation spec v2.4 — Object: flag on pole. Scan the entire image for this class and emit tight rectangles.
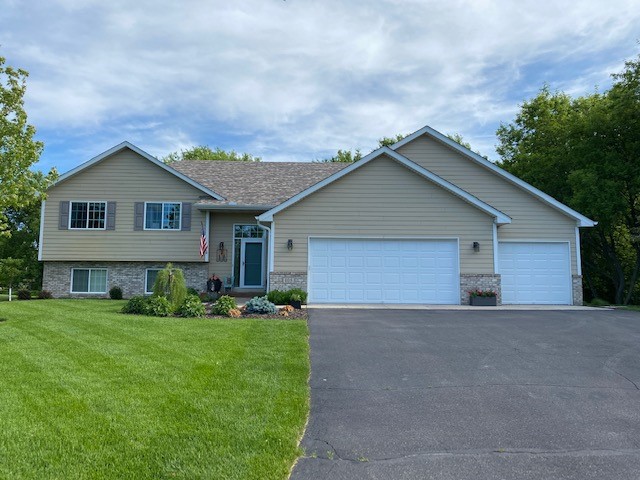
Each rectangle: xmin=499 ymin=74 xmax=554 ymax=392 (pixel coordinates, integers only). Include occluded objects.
xmin=199 ymin=222 xmax=208 ymax=258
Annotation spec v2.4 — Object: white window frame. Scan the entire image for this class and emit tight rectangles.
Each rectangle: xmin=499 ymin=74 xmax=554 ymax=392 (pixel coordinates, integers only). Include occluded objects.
xmin=143 ymin=201 xmax=182 ymax=231
xmin=70 ymin=268 xmax=108 ymax=294
xmin=68 ymin=201 xmax=107 ymax=230
xmin=145 ymin=268 xmax=162 ymax=295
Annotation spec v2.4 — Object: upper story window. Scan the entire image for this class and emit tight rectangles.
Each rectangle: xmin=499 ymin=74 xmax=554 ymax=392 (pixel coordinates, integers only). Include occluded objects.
xmin=70 ymin=201 xmax=106 ymax=229
xmin=144 ymin=202 xmax=181 ymax=230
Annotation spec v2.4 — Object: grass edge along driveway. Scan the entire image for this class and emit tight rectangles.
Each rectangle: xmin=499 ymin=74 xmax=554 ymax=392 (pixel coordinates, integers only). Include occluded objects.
xmin=0 ymin=299 xmax=310 ymax=480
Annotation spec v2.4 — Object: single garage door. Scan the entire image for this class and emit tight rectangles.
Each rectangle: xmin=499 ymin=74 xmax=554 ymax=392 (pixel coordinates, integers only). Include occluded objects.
xmin=498 ymin=242 xmax=571 ymax=304
xmin=308 ymin=238 xmax=459 ymax=304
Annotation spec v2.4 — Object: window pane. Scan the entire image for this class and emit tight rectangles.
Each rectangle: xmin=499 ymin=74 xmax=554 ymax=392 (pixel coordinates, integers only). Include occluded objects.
xmin=89 ymin=269 xmax=107 ymax=293
xmin=234 ymin=225 xmax=242 ymax=238
xmin=145 ymin=203 xmax=162 ymax=229
xmin=88 ymin=202 xmax=106 ymax=229
xmin=163 ymin=203 xmax=181 ymax=230
xmin=72 ymin=269 xmax=89 ymax=292
xmin=70 ymin=202 xmax=88 ymax=229
xmin=146 ymin=270 xmax=160 ymax=293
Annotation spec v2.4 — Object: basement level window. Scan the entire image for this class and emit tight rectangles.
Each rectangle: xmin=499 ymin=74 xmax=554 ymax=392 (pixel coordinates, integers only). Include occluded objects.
xmin=71 ymin=268 xmax=107 ymax=293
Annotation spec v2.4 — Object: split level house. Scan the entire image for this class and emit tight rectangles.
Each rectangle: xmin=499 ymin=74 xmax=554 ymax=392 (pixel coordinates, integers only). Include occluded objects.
xmin=39 ymin=125 xmax=596 ymax=305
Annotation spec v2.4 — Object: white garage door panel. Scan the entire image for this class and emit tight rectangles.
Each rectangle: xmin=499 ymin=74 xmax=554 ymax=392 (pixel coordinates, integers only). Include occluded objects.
xmin=309 ymin=238 xmax=459 ymax=304
xmin=499 ymin=242 xmax=571 ymax=305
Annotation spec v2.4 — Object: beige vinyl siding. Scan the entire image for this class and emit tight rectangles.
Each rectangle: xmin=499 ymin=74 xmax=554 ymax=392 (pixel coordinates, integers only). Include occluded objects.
xmin=274 ymin=155 xmax=494 ymax=274
xmin=397 ymin=136 xmax=579 ymax=274
xmin=42 ymin=150 xmax=208 ymax=262
xmin=207 ymin=212 xmax=265 ymax=280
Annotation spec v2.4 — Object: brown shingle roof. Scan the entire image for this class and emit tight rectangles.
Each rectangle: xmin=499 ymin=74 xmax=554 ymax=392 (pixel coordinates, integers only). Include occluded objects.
xmin=171 ymin=160 xmax=348 ymax=206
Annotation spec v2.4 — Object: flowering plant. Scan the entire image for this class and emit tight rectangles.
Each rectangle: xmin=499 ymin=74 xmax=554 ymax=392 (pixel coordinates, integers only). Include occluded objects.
xmin=469 ymin=289 xmax=497 ymax=298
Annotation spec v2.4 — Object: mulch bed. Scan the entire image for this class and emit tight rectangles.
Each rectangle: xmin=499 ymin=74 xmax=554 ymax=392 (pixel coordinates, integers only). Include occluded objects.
xmin=204 ymin=303 xmax=308 ymax=320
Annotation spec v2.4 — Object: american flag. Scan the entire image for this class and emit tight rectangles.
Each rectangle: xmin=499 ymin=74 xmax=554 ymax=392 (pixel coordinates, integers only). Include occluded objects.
xmin=199 ymin=222 xmax=208 ymax=258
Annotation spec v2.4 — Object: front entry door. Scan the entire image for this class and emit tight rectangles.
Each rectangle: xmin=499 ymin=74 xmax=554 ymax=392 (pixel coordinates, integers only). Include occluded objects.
xmin=240 ymin=239 xmax=264 ymax=288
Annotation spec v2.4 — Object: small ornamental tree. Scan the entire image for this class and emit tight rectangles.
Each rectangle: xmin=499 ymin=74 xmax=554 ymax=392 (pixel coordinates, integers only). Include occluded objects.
xmin=0 ymin=257 xmax=24 ymax=301
xmin=152 ymin=263 xmax=187 ymax=310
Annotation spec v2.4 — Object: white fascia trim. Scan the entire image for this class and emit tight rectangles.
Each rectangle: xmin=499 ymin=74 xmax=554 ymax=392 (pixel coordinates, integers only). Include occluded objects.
xmin=258 ymin=147 xmax=511 ymax=225
xmin=38 ymin=200 xmax=46 ymax=261
xmin=54 ymin=141 xmax=225 ymax=201
xmin=390 ymin=125 xmax=597 ymax=228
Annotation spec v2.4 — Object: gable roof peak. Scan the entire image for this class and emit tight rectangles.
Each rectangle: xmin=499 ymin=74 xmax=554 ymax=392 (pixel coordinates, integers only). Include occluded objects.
xmin=390 ymin=125 xmax=596 ymax=227
xmin=52 ymin=141 xmax=225 ymax=200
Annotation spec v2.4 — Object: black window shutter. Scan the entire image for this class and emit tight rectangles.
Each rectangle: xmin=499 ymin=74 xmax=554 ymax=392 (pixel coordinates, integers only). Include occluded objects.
xmin=181 ymin=203 xmax=192 ymax=231
xmin=134 ymin=202 xmax=144 ymax=231
xmin=59 ymin=201 xmax=69 ymax=230
xmin=106 ymin=202 xmax=116 ymax=230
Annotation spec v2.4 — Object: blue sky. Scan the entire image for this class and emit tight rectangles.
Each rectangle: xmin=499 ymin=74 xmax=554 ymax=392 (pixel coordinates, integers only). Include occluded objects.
xmin=1 ymin=0 xmax=639 ymax=175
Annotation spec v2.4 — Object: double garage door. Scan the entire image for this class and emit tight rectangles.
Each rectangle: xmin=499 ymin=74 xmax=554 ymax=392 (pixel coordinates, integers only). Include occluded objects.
xmin=308 ymin=238 xmax=459 ymax=304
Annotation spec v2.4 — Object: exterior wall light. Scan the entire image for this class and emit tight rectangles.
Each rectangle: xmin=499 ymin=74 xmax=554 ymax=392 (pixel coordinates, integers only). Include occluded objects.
xmin=287 ymin=239 xmax=294 ymax=250
xmin=473 ymin=241 xmax=480 ymax=253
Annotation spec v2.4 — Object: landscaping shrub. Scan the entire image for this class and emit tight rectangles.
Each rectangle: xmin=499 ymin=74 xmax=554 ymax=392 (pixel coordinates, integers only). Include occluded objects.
xmin=211 ymin=295 xmax=237 ymax=316
xmin=245 ymin=296 xmax=277 ymax=315
xmin=590 ymin=297 xmax=610 ymax=307
xmin=267 ymin=289 xmax=288 ymax=305
xmin=153 ymin=263 xmax=187 ymax=310
xmin=177 ymin=294 xmax=206 ymax=317
xmin=121 ymin=296 xmax=150 ymax=315
xmin=17 ymin=289 xmax=31 ymax=300
xmin=146 ymin=296 xmax=172 ymax=317
xmin=228 ymin=308 xmax=242 ymax=318
xmin=38 ymin=290 xmax=53 ymax=299
xmin=187 ymin=287 xmax=199 ymax=296
xmin=288 ymin=288 xmax=307 ymax=304
xmin=267 ymin=288 xmax=308 ymax=305
xmin=109 ymin=286 xmax=123 ymax=300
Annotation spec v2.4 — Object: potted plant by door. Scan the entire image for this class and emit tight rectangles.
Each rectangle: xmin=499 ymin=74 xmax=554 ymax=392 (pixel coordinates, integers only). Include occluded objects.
xmin=289 ymin=293 xmax=302 ymax=309
xmin=469 ymin=289 xmax=497 ymax=306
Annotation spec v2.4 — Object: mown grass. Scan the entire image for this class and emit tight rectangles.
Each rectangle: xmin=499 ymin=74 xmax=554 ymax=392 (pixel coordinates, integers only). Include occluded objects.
xmin=0 ymin=300 xmax=309 ymax=479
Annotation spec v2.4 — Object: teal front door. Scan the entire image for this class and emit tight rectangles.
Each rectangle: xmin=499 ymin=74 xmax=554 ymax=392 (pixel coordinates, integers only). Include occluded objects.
xmin=240 ymin=240 xmax=264 ymax=287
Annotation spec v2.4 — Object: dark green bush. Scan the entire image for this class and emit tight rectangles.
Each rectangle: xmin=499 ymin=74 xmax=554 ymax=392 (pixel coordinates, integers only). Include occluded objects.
xmin=121 ymin=296 xmax=150 ymax=315
xmin=177 ymin=294 xmax=206 ymax=317
xmin=211 ymin=295 xmax=237 ymax=316
xmin=187 ymin=287 xmax=199 ymax=296
xmin=245 ymin=296 xmax=277 ymax=315
xmin=38 ymin=290 xmax=53 ymax=299
xmin=109 ymin=286 xmax=123 ymax=300
xmin=267 ymin=290 xmax=287 ymax=305
xmin=146 ymin=296 xmax=172 ymax=317
xmin=17 ymin=289 xmax=31 ymax=300
xmin=590 ymin=297 xmax=610 ymax=307
xmin=267 ymin=288 xmax=308 ymax=305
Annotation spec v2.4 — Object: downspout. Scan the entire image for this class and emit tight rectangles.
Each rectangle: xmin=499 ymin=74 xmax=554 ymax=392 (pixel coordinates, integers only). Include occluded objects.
xmin=256 ymin=219 xmax=272 ymax=292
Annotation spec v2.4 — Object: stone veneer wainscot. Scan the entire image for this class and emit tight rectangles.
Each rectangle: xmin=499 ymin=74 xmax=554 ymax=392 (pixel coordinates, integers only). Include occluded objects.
xmin=42 ymin=261 xmax=208 ymax=298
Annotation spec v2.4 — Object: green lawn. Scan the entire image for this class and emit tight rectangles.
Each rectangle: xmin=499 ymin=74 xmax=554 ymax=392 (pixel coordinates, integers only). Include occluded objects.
xmin=0 ymin=300 xmax=310 ymax=479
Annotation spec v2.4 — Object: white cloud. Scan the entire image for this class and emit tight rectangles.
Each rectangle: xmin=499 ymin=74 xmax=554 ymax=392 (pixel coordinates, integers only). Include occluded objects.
xmin=1 ymin=0 xmax=639 ymax=169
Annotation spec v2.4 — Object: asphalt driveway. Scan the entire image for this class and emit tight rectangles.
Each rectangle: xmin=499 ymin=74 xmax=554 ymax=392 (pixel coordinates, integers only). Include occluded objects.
xmin=291 ymin=308 xmax=640 ymax=480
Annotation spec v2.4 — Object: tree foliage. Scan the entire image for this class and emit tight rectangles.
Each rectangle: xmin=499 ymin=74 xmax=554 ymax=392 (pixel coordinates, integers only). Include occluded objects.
xmin=0 ymin=56 xmax=56 ymax=237
xmin=153 ymin=263 xmax=187 ymax=310
xmin=163 ymin=145 xmax=261 ymax=164
xmin=496 ymin=56 xmax=640 ymax=304
xmin=319 ymin=134 xmax=408 ymax=163
xmin=0 ymin=257 xmax=24 ymax=301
